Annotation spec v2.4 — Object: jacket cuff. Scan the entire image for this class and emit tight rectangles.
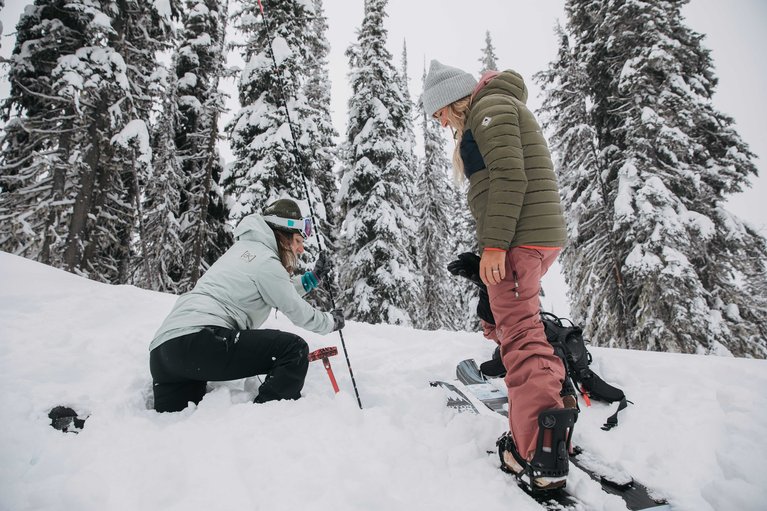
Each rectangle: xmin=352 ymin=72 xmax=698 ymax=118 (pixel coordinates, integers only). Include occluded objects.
xmin=301 ymin=271 xmax=319 ymax=292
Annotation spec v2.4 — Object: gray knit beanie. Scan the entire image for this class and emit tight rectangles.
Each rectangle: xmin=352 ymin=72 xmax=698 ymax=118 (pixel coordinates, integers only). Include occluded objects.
xmin=422 ymin=60 xmax=478 ymax=117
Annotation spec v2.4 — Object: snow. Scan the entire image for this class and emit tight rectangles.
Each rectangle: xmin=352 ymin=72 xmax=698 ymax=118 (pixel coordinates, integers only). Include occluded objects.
xmin=177 ymin=72 xmax=198 ymax=90
xmin=90 ymin=11 xmax=113 ymax=30
xmin=683 ymin=210 xmax=715 ymax=241
xmin=271 ymin=36 xmax=293 ymax=66
xmin=1 ymin=252 xmax=767 ymax=511
xmin=153 ymin=0 xmax=173 ymax=21
xmin=614 ymin=160 xmax=638 ymax=223
xmin=624 ymin=245 xmax=662 ymax=276
xmin=189 ymin=33 xmax=212 ymax=48
xmin=178 ymin=95 xmax=203 ymax=112
xmin=110 ymin=120 xmax=152 ymax=164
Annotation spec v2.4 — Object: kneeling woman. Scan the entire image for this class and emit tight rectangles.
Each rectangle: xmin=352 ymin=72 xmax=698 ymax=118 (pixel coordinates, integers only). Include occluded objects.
xmin=149 ymin=198 xmax=343 ymax=412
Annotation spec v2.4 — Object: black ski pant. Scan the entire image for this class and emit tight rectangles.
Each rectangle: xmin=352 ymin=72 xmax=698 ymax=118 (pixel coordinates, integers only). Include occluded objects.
xmin=150 ymin=326 xmax=309 ymax=413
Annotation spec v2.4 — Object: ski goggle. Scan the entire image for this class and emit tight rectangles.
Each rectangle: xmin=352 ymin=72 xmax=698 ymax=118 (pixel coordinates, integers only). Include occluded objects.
xmin=264 ymin=215 xmax=313 ymax=239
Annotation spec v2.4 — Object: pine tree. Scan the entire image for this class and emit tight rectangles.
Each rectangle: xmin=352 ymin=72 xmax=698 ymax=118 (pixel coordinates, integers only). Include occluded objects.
xmin=302 ymin=0 xmax=340 ymax=308
xmin=394 ymin=40 xmax=423 ymax=322
xmin=451 ymin=181 xmax=483 ymax=331
xmin=139 ymin=0 xmax=232 ymax=293
xmin=304 ymin=0 xmax=338 ymax=229
xmin=137 ymin=61 xmax=186 ymax=291
xmin=0 ymin=0 xmax=174 ymax=283
xmin=96 ymin=0 xmax=175 ymax=283
xmin=0 ymin=0 xmax=90 ymax=267
xmin=537 ymin=0 xmax=767 ymax=357
xmin=396 ymin=40 xmax=418 ymax=180
xmin=225 ymin=0 xmax=316 ymax=223
xmin=416 ymin=67 xmax=460 ymax=330
xmin=176 ymin=0 xmax=231 ymax=289
xmin=337 ymin=0 xmax=422 ymax=325
xmin=478 ymin=30 xmax=499 ymax=73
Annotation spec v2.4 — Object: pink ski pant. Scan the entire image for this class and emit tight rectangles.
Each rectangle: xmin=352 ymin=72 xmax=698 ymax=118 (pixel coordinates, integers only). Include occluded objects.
xmin=485 ymin=247 xmax=565 ymax=461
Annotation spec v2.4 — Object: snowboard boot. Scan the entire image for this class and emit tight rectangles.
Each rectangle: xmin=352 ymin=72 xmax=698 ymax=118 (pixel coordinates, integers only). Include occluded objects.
xmin=480 ymin=346 xmax=506 ymax=378
xmin=497 ymin=407 xmax=578 ymax=491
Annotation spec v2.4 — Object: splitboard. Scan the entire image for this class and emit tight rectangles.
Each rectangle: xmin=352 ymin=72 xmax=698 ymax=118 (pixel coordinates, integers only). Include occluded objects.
xmin=431 ymin=359 xmax=671 ymax=511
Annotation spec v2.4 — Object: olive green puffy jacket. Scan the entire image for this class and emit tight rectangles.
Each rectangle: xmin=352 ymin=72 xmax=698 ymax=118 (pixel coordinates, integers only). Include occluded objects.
xmin=461 ymin=70 xmax=566 ymax=250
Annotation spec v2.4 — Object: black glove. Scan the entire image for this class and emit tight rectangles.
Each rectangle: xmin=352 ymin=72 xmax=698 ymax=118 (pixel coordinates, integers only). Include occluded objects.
xmin=331 ymin=308 xmax=345 ymax=331
xmin=448 ymin=252 xmax=495 ymax=325
xmin=312 ymin=252 xmax=333 ymax=282
xmin=477 ymin=287 xmax=495 ymax=325
xmin=447 ymin=252 xmax=483 ymax=288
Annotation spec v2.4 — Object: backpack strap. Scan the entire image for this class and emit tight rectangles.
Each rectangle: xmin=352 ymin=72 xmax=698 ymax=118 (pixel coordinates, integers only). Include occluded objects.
xmin=578 ymin=368 xmax=632 ymax=430
xmin=601 ymin=397 xmax=630 ymax=431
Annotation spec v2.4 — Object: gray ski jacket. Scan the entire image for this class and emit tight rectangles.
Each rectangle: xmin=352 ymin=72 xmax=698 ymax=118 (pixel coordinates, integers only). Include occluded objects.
xmin=149 ymin=214 xmax=334 ymax=351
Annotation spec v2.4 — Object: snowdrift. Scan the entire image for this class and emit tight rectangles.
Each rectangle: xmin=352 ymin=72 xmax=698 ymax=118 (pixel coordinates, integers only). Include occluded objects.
xmin=1 ymin=252 xmax=765 ymax=511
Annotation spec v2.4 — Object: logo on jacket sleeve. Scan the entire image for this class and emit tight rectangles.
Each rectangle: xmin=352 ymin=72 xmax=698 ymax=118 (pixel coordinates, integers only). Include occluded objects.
xmin=481 ymin=116 xmax=493 ymax=126
xmin=241 ymin=251 xmax=257 ymax=262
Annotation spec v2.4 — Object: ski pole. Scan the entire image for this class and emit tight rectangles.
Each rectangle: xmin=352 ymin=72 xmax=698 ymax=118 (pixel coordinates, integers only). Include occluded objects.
xmin=257 ymin=0 xmax=363 ymax=409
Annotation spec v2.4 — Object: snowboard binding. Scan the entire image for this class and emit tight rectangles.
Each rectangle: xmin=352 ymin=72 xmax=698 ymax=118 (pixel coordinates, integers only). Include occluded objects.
xmin=497 ymin=407 xmax=578 ymax=491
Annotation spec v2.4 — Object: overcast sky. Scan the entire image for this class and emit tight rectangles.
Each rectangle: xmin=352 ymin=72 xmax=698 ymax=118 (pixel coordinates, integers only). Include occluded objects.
xmin=0 ymin=0 xmax=764 ymax=235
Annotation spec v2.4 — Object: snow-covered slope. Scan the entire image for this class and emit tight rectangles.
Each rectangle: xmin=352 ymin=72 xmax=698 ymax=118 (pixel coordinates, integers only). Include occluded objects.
xmin=1 ymin=252 xmax=765 ymax=511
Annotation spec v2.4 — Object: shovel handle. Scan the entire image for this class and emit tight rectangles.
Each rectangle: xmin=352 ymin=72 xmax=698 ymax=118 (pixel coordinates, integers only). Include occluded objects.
xmin=323 ymin=358 xmax=340 ymax=394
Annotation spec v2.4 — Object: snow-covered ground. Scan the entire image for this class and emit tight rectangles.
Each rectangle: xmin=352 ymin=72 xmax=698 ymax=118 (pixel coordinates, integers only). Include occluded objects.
xmin=1 ymin=252 xmax=765 ymax=511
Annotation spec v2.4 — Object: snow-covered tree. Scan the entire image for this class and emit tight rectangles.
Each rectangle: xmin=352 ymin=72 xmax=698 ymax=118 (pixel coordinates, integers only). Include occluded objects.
xmin=394 ymin=40 xmax=423 ymax=321
xmin=98 ymin=1 xmax=175 ymax=283
xmin=0 ymin=0 xmax=85 ymax=267
xmin=416 ymin=67 xmax=461 ymax=331
xmin=301 ymin=0 xmax=340 ymax=309
xmin=138 ymin=0 xmax=231 ymax=293
xmin=175 ymin=0 xmax=231 ymax=289
xmin=337 ymin=0 xmax=421 ymax=325
xmin=537 ymin=0 xmax=767 ymax=358
xmin=1 ymin=0 xmax=173 ymax=283
xmin=225 ymin=0 xmax=317 ymax=222
xmin=304 ymin=0 xmax=338 ymax=234
xmin=137 ymin=61 xmax=186 ymax=291
xmin=478 ymin=30 xmax=498 ymax=73
xmin=450 ymin=182 xmax=483 ymax=331
xmin=396 ymin=40 xmax=418 ymax=181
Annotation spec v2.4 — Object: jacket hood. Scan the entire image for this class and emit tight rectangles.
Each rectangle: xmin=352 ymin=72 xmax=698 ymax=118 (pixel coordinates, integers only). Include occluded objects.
xmin=233 ymin=214 xmax=279 ymax=253
xmin=472 ymin=69 xmax=528 ymax=105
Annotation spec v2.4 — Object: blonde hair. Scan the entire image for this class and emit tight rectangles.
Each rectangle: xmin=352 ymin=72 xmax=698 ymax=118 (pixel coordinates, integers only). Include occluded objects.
xmin=273 ymin=229 xmax=298 ymax=273
xmin=445 ymin=97 xmax=472 ymax=182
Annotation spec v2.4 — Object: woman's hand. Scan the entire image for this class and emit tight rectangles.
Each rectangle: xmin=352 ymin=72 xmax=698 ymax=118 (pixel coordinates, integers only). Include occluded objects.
xmin=331 ymin=308 xmax=345 ymax=331
xmin=313 ymin=252 xmax=333 ymax=281
xmin=480 ymin=249 xmax=507 ymax=286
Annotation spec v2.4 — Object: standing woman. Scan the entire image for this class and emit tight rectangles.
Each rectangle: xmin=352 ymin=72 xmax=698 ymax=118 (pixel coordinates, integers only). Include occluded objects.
xmin=422 ymin=61 xmax=575 ymax=490
xmin=149 ymin=198 xmax=343 ymax=413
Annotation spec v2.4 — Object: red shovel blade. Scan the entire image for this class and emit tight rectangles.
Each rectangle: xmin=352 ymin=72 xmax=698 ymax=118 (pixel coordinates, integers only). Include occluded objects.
xmin=309 ymin=346 xmax=338 ymax=362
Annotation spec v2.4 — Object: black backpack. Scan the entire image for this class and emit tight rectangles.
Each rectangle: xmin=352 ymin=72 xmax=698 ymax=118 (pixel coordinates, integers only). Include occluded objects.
xmin=541 ymin=312 xmax=630 ymax=431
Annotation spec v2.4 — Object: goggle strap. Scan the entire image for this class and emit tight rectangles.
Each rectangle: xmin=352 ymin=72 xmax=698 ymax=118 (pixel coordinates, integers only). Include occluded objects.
xmin=264 ymin=215 xmax=312 ymax=238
